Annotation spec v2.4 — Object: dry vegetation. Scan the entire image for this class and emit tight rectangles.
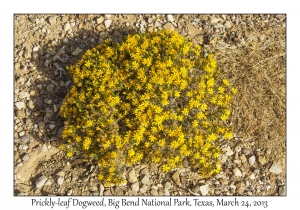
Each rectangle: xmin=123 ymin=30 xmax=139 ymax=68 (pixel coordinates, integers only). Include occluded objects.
xmin=213 ymin=24 xmax=286 ymax=169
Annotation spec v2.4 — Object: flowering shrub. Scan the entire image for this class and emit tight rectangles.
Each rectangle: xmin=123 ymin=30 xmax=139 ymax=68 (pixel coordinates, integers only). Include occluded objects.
xmin=59 ymin=30 xmax=237 ymax=186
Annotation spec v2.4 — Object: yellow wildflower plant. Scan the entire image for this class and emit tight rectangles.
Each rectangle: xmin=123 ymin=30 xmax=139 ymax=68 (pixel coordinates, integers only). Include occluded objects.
xmin=59 ymin=30 xmax=237 ymax=185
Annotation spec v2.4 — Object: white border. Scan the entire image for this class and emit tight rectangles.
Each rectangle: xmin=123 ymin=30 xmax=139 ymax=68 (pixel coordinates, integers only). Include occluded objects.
xmin=2 ymin=0 xmax=297 ymax=209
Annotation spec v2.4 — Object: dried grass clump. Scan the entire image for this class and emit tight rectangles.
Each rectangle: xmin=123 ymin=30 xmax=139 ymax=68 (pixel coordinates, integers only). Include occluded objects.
xmin=213 ymin=24 xmax=286 ymax=150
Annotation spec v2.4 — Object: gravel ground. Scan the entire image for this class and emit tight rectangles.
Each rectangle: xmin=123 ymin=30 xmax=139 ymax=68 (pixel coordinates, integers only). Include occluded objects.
xmin=14 ymin=14 xmax=286 ymax=196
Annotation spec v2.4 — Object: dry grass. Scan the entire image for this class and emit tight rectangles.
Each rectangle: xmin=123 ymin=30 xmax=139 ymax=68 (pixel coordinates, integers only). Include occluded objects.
xmin=213 ymin=24 xmax=286 ymax=151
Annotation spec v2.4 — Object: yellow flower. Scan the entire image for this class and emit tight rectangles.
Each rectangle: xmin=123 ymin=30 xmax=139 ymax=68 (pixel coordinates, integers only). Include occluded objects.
xmin=162 ymin=164 xmax=170 ymax=173
xmin=83 ymin=137 xmax=91 ymax=150
xmin=222 ymin=79 xmax=230 ymax=87
xmin=192 ymin=120 xmax=199 ymax=128
xmin=98 ymin=174 xmax=104 ymax=181
xmin=67 ymin=151 xmax=73 ymax=158
xmin=224 ymin=131 xmax=234 ymax=139
xmin=182 ymin=108 xmax=189 ymax=115
xmin=128 ymin=149 xmax=135 ymax=157
xmin=231 ymin=87 xmax=238 ymax=94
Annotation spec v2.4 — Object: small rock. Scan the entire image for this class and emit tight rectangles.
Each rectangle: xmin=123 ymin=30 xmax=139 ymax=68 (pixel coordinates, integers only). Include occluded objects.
xmin=269 ymin=163 xmax=282 ymax=174
xmin=104 ymin=20 xmax=112 ymax=29
xmin=199 ymin=184 xmax=209 ymax=196
xmin=48 ymin=16 xmax=56 ymax=25
xmin=99 ymin=184 xmax=104 ymax=195
xmin=224 ymin=21 xmax=231 ymax=28
xmin=192 ymin=185 xmax=200 ymax=193
xmin=36 ymin=175 xmax=47 ymax=188
xmin=240 ymin=154 xmax=247 ymax=163
xmin=210 ymin=16 xmax=223 ymax=24
xmin=163 ymin=22 xmax=175 ymax=32
xmin=90 ymin=38 xmax=95 ymax=43
xmin=32 ymin=46 xmax=39 ymax=52
xmin=165 ymin=182 xmax=172 ymax=190
xmin=57 ymin=177 xmax=64 ymax=185
xmin=278 ymin=185 xmax=286 ymax=195
xmin=47 ymin=84 xmax=55 ymax=92
xmin=21 ymin=153 xmax=29 ymax=161
xmin=49 ymin=124 xmax=55 ymax=130
xmin=140 ymin=184 xmax=148 ymax=193
xmin=15 ymin=102 xmax=25 ymax=110
xmin=220 ymin=178 xmax=227 ymax=185
xmin=96 ymin=17 xmax=104 ymax=24
xmin=167 ymin=14 xmax=174 ymax=22
xmin=128 ymin=169 xmax=138 ymax=183
xmin=242 ymin=148 xmax=251 ymax=156
xmin=56 ymin=171 xmax=65 ymax=177
xmin=236 ymin=182 xmax=246 ymax=195
xmin=248 ymin=155 xmax=256 ymax=166
xmin=63 ymin=22 xmax=71 ymax=31
xmin=249 ymin=173 xmax=255 ymax=180
xmin=150 ymin=189 xmax=158 ymax=195
xmin=171 ymin=171 xmax=181 ymax=185
xmin=103 ymin=189 xmax=111 ymax=196
xmin=258 ymin=156 xmax=267 ymax=165
xmin=233 ymin=168 xmax=242 ymax=177
xmin=131 ymin=181 xmax=139 ymax=193
xmin=19 ymin=131 xmax=25 ymax=137
xmin=222 ymin=146 xmax=234 ymax=156
xmin=141 ymin=175 xmax=151 ymax=186
xmin=275 ymin=14 xmax=286 ymax=22
xmin=164 ymin=188 xmax=170 ymax=195
xmin=105 ymin=14 xmax=111 ymax=19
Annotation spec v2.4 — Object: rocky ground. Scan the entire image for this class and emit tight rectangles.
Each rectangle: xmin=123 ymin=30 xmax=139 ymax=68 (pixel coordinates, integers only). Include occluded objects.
xmin=14 ymin=14 xmax=286 ymax=196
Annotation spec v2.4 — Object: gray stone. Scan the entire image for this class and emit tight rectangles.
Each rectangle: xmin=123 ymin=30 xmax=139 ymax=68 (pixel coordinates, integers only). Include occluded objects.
xmin=233 ymin=168 xmax=242 ymax=177
xmin=63 ymin=22 xmax=71 ymax=31
xmin=192 ymin=185 xmax=200 ymax=193
xmin=242 ymin=148 xmax=251 ymax=156
xmin=248 ymin=155 xmax=256 ymax=166
xmin=22 ymin=154 xmax=29 ymax=161
xmin=141 ymin=175 xmax=150 ymax=186
xmin=32 ymin=46 xmax=39 ymax=52
xmin=269 ymin=163 xmax=282 ymax=174
xmin=171 ymin=171 xmax=181 ymax=185
xmin=199 ymin=184 xmax=209 ymax=195
xmin=36 ymin=175 xmax=47 ymax=188
xmin=71 ymin=47 xmax=83 ymax=56
xmin=47 ymin=84 xmax=55 ymax=92
xmin=49 ymin=124 xmax=55 ymax=130
xmin=15 ymin=102 xmax=25 ymax=110
xmin=100 ymin=31 xmax=109 ymax=40
xmin=48 ymin=16 xmax=57 ymax=25
xmin=104 ymin=20 xmax=112 ymax=29
xmin=131 ymin=181 xmax=139 ymax=193
xmin=163 ymin=22 xmax=175 ymax=32
xmin=128 ymin=169 xmax=138 ymax=183
xmin=222 ymin=146 xmax=234 ymax=156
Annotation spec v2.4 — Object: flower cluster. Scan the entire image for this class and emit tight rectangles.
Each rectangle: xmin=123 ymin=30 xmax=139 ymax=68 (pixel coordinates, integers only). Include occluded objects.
xmin=59 ymin=30 xmax=237 ymax=186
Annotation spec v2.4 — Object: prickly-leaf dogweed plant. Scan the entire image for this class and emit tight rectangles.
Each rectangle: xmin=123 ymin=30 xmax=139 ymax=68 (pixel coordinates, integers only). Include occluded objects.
xmin=59 ymin=30 xmax=237 ymax=186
